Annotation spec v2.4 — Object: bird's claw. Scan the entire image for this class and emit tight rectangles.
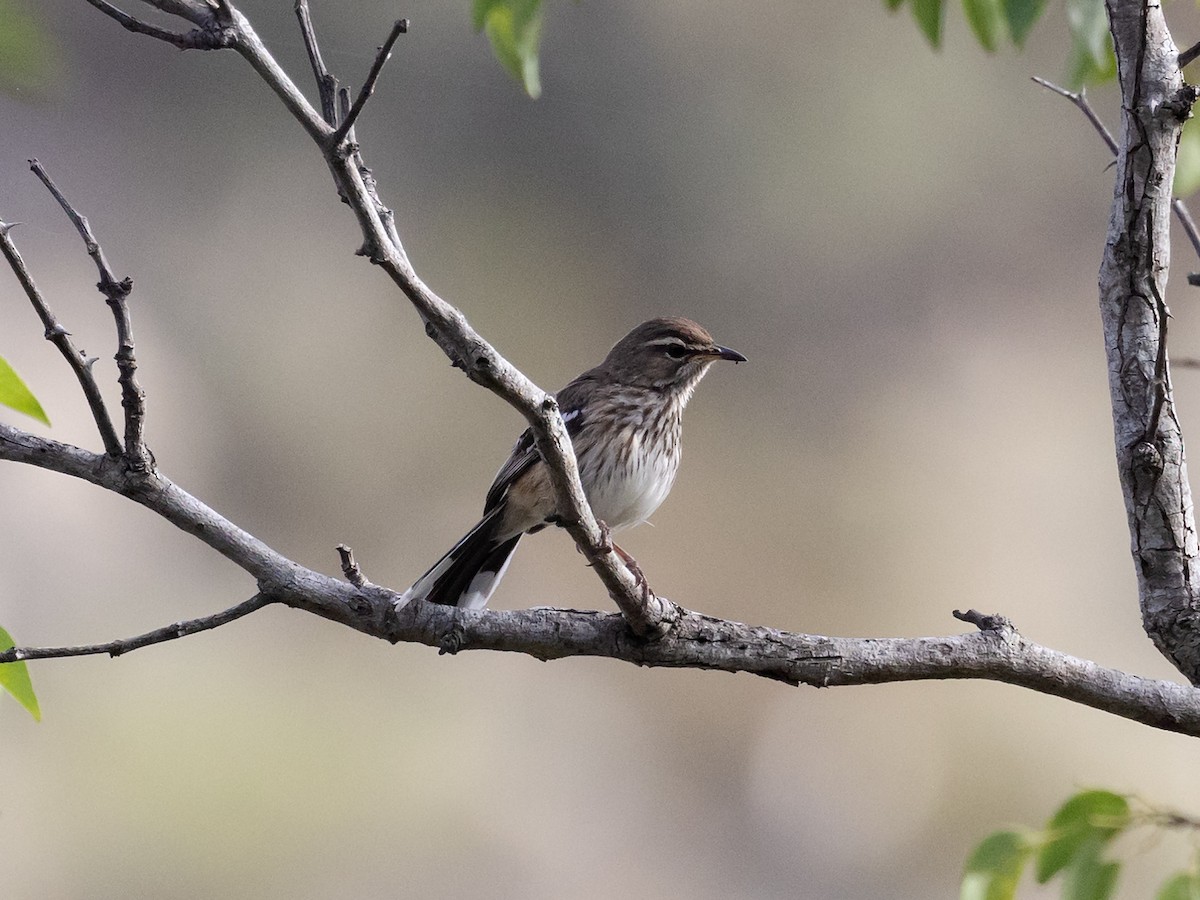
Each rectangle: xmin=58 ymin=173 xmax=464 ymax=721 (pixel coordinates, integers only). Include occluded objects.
xmin=596 ymin=519 xmax=614 ymax=554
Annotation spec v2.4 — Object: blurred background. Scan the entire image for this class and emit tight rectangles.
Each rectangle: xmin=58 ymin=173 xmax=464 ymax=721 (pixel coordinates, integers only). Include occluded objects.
xmin=3 ymin=1 xmax=1200 ymax=897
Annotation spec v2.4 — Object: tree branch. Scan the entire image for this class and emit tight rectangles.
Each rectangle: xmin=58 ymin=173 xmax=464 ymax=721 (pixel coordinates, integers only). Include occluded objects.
xmin=0 ymin=221 xmax=122 ymax=457
xmin=329 ymin=18 xmax=407 ymax=147
xmin=1 ymin=425 xmax=1198 ymax=738
xmin=83 ymin=0 xmax=232 ymax=49
xmin=0 ymin=594 xmax=272 ymax=661
xmin=1031 ymin=75 xmax=1200 ymax=262
xmin=6 ymin=0 xmax=1187 ymax=737
xmin=293 ymin=0 xmax=338 ymax=126
xmin=1100 ymin=0 xmax=1200 ymax=682
xmin=29 ymin=160 xmax=152 ymax=470
xmin=85 ymin=0 xmax=671 ymax=635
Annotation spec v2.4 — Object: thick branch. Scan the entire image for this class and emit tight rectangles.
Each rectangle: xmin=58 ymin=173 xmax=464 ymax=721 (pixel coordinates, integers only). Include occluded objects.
xmin=1101 ymin=0 xmax=1200 ymax=682
xmin=2 ymin=425 xmax=1199 ymax=737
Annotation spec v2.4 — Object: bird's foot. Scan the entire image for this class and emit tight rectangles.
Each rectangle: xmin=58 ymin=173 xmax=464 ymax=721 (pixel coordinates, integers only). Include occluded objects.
xmin=595 ymin=519 xmax=614 ymax=554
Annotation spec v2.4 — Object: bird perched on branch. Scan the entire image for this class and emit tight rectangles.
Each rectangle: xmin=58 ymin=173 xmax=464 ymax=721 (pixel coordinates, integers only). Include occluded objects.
xmin=402 ymin=317 xmax=746 ymax=610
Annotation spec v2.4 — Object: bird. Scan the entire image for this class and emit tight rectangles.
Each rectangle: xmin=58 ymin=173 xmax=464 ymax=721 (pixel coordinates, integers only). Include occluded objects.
xmin=401 ymin=317 xmax=746 ymax=610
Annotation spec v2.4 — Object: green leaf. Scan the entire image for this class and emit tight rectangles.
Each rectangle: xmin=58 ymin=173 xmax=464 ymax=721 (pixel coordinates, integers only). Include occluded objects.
xmin=1036 ymin=790 xmax=1131 ymax=884
xmin=883 ymin=0 xmax=906 ymax=9
xmin=0 ymin=626 xmax=41 ymax=722
xmin=961 ymin=830 xmax=1031 ymax=900
xmin=0 ymin=354 xmax=50 ymax=425
xmin=1063 ymin=0 xmax=1115 ymax=87
xmin=911 ymin=0 xmax=944 ymax=47
xmin=963 ymin=0 xmax=1005 ymax=52
xmin=0 ymin=0 xmax=64 ymax=99
xmin=1002 ymin=0 xmax=1047 ymax=47
xmin=473 ymin=0 xmax=544 ymax=98
xmin=1062 ymin=836 xmax=1120 ymax=900
xmin=1065 ymin=0 xmax=1110 ymax=70
xmin=1175 ymin=119 xmax=1200 ymax=198
xmin=1063 ymin=35 xmax=1116 ymax=90
xmin=1158 ymin=871 xmax=1200 ymax=900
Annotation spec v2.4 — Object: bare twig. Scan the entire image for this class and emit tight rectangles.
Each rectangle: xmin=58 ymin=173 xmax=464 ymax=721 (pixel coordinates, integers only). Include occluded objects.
xmin=29 ymin=160 xmax=151 ymax=470
xmin=0 ymin=594 xmax=273 ymax=662
xmin=952 ymin=608 xmax=1016 ymax=635
xmin=1173 ymin=199 xmax=1200 ymax=268
xmin=83 ymin=0 xmax=230 ymax=49
xmin=1032 ymin=75 xmax=1200 ymax=261
xmin=330 ymin=19 xmax=408 ymax=146
xmin=336 ymin=544 xmax=369 ymax=587
xmin=0 ymin=221 xmax=122 ymax=456
xmin=1180 ymin=40 xmax=1200 ymax=70
xmin=294 ymin=0 xmax=338 ymax=126
xmin=1031 ymin=77 xmax=1118 ymax=153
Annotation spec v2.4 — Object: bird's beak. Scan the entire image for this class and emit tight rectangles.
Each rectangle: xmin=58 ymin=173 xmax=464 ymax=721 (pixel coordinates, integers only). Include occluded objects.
xmin=711 ymin=344 xmax=747 ymax=363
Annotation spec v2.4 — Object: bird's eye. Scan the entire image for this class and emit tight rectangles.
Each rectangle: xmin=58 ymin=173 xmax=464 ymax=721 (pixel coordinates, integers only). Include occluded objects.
xmin=664 ymin=344 xmax=689 ymax=359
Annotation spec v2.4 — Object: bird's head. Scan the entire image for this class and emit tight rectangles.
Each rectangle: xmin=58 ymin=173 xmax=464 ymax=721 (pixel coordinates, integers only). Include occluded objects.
xmin=603 ymin=317 xmax=746 ymax=396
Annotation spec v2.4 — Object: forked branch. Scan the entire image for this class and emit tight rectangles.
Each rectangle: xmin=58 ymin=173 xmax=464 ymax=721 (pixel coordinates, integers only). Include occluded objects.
xmin=3 ymin=0 xmax=1198 ymax=738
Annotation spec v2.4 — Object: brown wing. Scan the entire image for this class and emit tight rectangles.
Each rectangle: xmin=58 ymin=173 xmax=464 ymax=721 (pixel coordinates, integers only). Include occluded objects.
xmin=482 ymin=370 xmax=597 ymax=514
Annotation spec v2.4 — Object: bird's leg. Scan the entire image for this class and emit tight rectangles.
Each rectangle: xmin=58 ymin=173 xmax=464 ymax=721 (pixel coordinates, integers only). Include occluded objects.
xmin=567 ymin=518 xmax=655 ymax=600
xmin=595 ymin=518 xmax=614 ymax=554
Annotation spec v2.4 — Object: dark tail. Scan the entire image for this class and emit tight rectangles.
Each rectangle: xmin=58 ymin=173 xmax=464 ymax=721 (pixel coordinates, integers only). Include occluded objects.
xmin=402 ymin=506 xmax=522 ymax=609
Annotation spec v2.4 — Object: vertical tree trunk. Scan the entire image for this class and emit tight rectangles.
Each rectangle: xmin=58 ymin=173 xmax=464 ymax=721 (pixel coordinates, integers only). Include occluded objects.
xmin=1102 ymin=0 xmax=1200 ymax=681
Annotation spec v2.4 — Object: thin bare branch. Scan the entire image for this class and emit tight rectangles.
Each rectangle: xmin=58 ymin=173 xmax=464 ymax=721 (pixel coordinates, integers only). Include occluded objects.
xmin=293 ymin=0 xmax=338 ymax=125
xmin=29 ymin=160 xmax=151 ymax=470
xmin=0 ymin=594 xmax=273 ymax=662
xmin=142 ymin=0 xmax=212 ymax=26
xmin=1031 ymin=77 xmax=1118 ymax=153
xmin=336 ymin=544 xmax=370 ymax=588
xmin=0 ymin=222 xmax=122 ymax=456
xmin=1033 ymin=75 xmax=1200 ymax=262
xmin=1173 ymin=199 xmax=1200 ymax=268
xmin=330 ymin=18 xmax=408 ymax=147
xmin=83 ymin=0 xmax=230 ymax=49
xmin=1180 ymin=40 xmax=1200 ymax=70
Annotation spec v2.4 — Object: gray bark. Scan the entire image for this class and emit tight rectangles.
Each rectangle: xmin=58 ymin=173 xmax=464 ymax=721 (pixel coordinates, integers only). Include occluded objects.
xmin=1101 ymin=0 xmax=1200 ymax=681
